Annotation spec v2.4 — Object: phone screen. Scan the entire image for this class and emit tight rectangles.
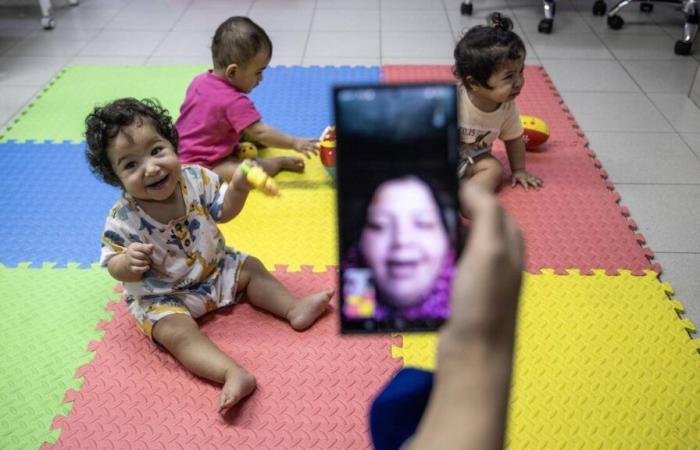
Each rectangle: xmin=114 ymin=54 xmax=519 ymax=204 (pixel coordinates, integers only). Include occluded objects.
xmin=334 ymin=83 xmax=461 ymax=333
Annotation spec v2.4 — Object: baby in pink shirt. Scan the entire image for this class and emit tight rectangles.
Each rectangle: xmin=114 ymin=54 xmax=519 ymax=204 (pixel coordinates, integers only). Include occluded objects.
xmin=175 ymin=16 xmax=318 ymax=182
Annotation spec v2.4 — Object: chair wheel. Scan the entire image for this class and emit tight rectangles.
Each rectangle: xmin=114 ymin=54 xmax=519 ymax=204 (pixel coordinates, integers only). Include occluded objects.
xmin=460 ymin=3 xmax=473 ymax=15
xmin=640 ymin=2 xmax=653 ymax=12
xmin=538 ymin=18 xmax=553 ymax=33
xmin=674 ymin=40 xmax=692 ymax=55
xmin=592 ymin=0 xmax=607 ymax=15
xmin=41 ymin=17 xmax=55 ymax=29
xmin=607 ymin=14 xmax=624 ymax=29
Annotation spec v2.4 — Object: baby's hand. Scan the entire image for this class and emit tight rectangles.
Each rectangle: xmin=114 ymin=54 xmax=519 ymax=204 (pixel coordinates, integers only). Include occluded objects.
xmin=511 ymin=169 xmax=543 ymax=191
xmin=232 ymin=161 xmax=256 ymax=193
xmin=124 ymin=242 xmax=154 ymax=275
xmin=236 ymin=159 xmax=279 ymax=196
xmin=292 ymin=137 xmax=319 ymax=158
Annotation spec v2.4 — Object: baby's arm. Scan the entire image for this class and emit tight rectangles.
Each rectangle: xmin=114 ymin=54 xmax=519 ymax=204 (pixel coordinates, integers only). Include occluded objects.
xmin=504 ymin=137 xmax=543 ymax=191
xmin=218 ymin=164 xmax=254 ymax=223
xmin=107 ymin=243 xmax=154 ymax=282
xmin=244 ymin=121 xmax=318 ymax=157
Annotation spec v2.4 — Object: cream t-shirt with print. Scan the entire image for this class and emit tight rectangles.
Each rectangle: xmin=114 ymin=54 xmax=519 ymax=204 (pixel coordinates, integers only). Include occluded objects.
xmin=457 ymin=84 xmax=523 ymax=175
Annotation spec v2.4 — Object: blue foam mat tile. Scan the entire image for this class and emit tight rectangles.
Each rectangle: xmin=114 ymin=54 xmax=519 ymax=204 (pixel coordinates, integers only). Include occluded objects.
xmin=0 ymin=141 xmax=120 ymax=267
xmin=249 ymin=66 xmax=380 ymax=137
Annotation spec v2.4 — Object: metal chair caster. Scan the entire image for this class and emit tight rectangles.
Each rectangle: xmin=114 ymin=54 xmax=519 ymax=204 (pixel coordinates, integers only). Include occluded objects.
xmin=538 ymin=18 xmax=554 ymax=33
xmin=674 ymin=40 xmax=692 ymax=55
xmin=41 ymin=16 xmax=55 ymax=29
xmin=592 ymin=0 xmax=607 ymax=15
xmin=607 ymin=14 xmax=624 ymax=29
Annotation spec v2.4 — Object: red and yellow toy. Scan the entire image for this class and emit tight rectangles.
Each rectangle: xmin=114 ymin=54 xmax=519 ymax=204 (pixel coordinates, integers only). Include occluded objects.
xmin=239 ymin=160 xmax=279 ymax=197
xmin=520 ymin=115 xmax=550 ymax=150
xmin=318 ymin=125 xmax=336 ymax=178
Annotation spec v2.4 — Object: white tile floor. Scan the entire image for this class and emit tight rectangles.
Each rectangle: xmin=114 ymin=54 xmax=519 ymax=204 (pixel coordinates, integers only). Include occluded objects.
xmin=1 ymin=0 xmax=699 ymax=326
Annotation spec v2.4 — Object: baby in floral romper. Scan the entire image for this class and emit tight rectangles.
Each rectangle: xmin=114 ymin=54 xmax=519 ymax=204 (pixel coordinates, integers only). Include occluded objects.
xmin=85 ymin=97 xmax=332 ymax=413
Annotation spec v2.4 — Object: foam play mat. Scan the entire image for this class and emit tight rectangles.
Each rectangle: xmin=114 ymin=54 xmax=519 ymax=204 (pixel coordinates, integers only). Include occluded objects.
xmin=0 ymin=64 xmax=697 ymax=449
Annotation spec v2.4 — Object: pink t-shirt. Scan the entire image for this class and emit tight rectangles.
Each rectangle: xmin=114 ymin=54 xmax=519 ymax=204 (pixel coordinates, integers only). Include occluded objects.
xmin=175 ymin=71 xmax=261 ymax=168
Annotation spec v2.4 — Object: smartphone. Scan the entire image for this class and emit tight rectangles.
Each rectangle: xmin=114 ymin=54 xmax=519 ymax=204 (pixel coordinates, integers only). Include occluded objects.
xmin=334 ymin=83 xmax=462 ymax=333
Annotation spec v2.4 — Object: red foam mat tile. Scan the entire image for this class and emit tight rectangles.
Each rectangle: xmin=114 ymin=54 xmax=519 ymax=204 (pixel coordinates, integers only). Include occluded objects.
xmin=46 ymin=268 xmax=401 ymax=449
xmin=382 ymin=65 xmax=653 ymax=275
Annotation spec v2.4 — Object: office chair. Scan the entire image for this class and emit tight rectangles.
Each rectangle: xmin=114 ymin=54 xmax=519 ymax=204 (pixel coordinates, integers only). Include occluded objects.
xmin=591 ymin=0 xmax=698 ymax=54
xmin=460 ymin=0 xmax=557 ymax=33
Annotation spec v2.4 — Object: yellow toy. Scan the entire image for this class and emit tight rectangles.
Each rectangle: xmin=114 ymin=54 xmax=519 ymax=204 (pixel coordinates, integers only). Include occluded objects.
xmin=237 ymin=142 xmax=259 ymax=159
xmin=239 ymin=160 xmax=279 ymax=197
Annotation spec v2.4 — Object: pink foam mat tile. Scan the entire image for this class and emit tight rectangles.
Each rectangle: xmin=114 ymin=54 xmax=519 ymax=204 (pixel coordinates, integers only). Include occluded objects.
xmin=45 ymin=268 xmax=401 ymax=449
xmin=382 ymin=65 xmax=654 ymax=274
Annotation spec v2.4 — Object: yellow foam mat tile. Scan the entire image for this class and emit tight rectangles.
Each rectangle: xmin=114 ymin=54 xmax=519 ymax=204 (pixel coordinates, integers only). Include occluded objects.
xmin=219 ymin=150 xmax=336 ymax=271
xmin=393 ymin=270 xmax=700 ymax=448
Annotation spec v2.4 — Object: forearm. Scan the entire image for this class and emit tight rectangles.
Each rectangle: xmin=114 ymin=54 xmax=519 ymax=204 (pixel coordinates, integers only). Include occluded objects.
xmin=410 ymin=333 xmax=515 ymax=450
xmin=218 ymin=183 xmax=250 ymax=223
xmin=246 ymin=122 xmax=295 ymax=149
xmin=107 ymin=254 xmax=143 ymax=282
xmin=505 ymin=137 xmax=526 ymax=172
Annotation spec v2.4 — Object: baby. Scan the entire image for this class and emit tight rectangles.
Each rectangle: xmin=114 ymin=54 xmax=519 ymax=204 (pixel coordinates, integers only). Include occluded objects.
xmin=85 ymin=97 xmax=332 ymax=412
xmin=453 ymin=13 xmax=543 ymax=192
xmin=175 ymin=16 xmax=318 ymax=182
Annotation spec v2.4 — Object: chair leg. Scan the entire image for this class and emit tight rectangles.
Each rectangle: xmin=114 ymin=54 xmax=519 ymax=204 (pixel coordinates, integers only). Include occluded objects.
xmin=538 ymin=0 xmax=555 ymax=33
xmin=607 ymin=0 xmax=635 ymax=16
xmin=460 ymin=0 xmax=473 ymax=15
xmin=674 ymin=1 xmax=699 ymax=54
xmin=38 ymin=0 xmax=54 ymax=29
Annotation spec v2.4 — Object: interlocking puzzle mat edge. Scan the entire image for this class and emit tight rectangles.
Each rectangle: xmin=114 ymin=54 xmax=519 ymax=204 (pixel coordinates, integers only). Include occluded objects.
xmin=43 ymin=267 xmax=401 ymax=449
xmin=0 ymin=263 xmax=120 ymax=450
xmin=392 ymin=270 xmax=700 ymax=448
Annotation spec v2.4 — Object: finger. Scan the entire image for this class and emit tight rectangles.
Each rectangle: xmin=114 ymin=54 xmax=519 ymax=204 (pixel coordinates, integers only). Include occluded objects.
xmin=461 ymin=183 xmax=503 ymax=245
xmin=503 ymin=213 xmax=525 ymax=270
xmin=130 ymin=255 xmax=151 ymax=266
xmin=132 ymin=242 xmax=154 ymax=254
xmin=130 ymin=265 xmax=149 ymax=274
xmin=519 ymin=179 xmax=529 ymax=191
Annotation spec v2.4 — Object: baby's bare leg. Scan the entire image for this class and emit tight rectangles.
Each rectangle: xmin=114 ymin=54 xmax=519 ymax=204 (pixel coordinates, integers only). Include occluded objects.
xmin=212 ymin=156 xmax=241 ymax=183
xmin=465 ymin=155 xmax=504 ymax=193
xmin=237 ymin=256 xmax=333 ymax=330
xmin=258 ymin=157 xmax=305 ymax=176
xmin=152 ymin=314 xmax=256 ymax=412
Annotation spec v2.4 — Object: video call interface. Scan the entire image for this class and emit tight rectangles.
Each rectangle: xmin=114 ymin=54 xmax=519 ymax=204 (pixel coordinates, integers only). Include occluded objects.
xmin=334 ymin=84 xmax=461 ymax=333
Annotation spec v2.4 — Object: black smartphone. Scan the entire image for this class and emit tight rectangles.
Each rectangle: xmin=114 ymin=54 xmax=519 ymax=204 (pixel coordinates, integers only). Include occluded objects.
xmin=334 ymin=83 xmax=462 ymax=334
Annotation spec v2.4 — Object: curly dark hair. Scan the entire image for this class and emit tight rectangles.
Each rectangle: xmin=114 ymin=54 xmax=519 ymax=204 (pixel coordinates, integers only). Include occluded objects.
xmin=84 ymin=97 xmax=179 ymax=187
xmin=453 ymin=12 xmax=526 ymax=90
xmin=211 ymin=16 xmax=272 ymax=70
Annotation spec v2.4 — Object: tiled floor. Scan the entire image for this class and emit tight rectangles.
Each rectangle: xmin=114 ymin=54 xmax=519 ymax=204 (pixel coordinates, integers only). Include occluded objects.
xmin=1 ymin=0 xmax=699 ymax=326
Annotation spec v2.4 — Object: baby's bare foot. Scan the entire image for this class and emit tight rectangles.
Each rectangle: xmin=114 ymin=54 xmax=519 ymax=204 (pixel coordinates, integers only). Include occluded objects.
xmin=259 ymin=157 xmax=305 ymax=176
xmin=219 ymin=367 xmax=257 ymax=413
xmin=287 ymin=290 xmax=333 ymax=331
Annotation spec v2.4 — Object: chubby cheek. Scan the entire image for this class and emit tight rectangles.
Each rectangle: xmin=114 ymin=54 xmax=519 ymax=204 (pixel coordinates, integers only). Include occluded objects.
xmin=360 ymin=232 xmax=387 ymax=271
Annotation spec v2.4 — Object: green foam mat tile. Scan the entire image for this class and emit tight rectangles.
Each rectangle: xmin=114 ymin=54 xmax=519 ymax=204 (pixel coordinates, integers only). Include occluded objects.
xmin=0 ymin=65 xmax=205 ymax=143
xmin=0 ymin=263 xmax=119 ymax=449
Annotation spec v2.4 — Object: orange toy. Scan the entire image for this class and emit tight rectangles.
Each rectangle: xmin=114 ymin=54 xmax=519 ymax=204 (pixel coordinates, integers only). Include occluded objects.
xmin=520 ymin=115 xmax=550 ymax=150
xmin=318 ymin=125 xmax=336 ymax=178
